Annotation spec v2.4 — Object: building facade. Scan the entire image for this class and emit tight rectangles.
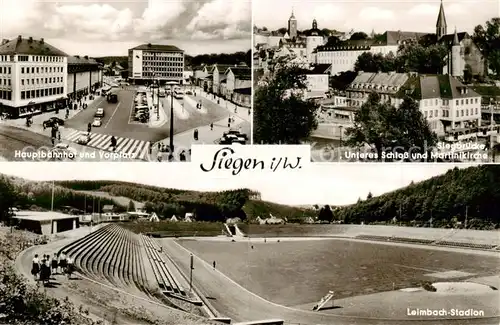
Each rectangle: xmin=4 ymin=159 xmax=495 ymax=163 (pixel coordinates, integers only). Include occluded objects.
xmin=225 ymin=66 xmax=251 ymax=106
xmin=0 ymin=36 xmax=67 ymax=118
xmin=212 ymin=64 xmax=232 ymax=94
xmin=128 ymin=43 xmax=184 ymax=85
xmin=67 ymin=55 xmax=102 ymax=100
xmin=346 ymin=72 xmax=481 ymax=137
xmin=305 ymin=64 xmax=331 ymax=98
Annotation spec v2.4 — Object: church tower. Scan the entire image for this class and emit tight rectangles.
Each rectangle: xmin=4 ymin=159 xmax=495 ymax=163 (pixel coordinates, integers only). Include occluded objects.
xmin=451 ymin=28 xmax=462 ymax=77
xmin=288 ymin=9 xmax=297 ymax=39
xmin=436 ymin=0 xmax=447 ymax=40
xmin=306 ymin=18 xmax=324 ymax=63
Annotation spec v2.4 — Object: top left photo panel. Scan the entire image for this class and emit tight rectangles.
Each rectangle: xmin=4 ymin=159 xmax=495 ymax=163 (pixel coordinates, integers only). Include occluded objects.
xmin=0 ymin=0 xmax=252 ymax=162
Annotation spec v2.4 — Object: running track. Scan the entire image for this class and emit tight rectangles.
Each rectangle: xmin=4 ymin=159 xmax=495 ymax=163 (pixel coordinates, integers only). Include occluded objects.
xmin=161 ymin=239 xmax=500 ymax=325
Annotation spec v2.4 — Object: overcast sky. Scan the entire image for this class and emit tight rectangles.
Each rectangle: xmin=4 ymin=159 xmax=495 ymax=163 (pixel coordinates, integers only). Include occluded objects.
xmin=0 ymin=163 xmax=475 ymax=206
xmin=253 ymin=0 xmax=498 ymax=35
xmin=0 ymin=0 xmax=251 ymax=57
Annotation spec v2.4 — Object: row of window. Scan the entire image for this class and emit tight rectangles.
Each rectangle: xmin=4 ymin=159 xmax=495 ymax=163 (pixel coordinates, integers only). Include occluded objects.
xmin=21 ymin=66 xmax=64 ymax=74
xmin=142 ymin=62 xmax=183 ymax=67
xmin=18 ymin=55 xmax=64 ymax=63
xmin=0 ymin=55 xmax=12 ymax=62
xmin=142 ymin=72 xmax=183 ymax=78
xmin=422 ymin=98 xmax=480 ymax=106
xmin=0 ymin=79 xmax=11 ymax=86
xmin=143 ymin=68 xmax=183 ymax=73
xmin=0 ymin=90 xmax=12 ymax=100
xmin=424 ymin=107 xmax=479 ymax=118
xmin=142 ymin=56 xmax=183 ymax=61
xmin=21 ymin=87 xmax=64 ymax=100
xmin=0 ymin=66 xmax=12 ymax=74
xmin=21 ymin=76 xmax=63 ymax=86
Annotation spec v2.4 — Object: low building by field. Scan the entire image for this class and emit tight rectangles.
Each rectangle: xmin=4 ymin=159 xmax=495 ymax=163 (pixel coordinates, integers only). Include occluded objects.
xmin=13 ymin=211 xmax=79 ymax=235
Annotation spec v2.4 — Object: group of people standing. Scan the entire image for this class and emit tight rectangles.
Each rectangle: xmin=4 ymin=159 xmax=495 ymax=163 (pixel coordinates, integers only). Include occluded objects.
xmin=31 ymin=251 xmax=74 ymax=286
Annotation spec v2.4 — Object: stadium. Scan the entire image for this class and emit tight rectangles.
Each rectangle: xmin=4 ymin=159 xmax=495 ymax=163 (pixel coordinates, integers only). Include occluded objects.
xmin=1 ymin=165 xmax=499 ymax=325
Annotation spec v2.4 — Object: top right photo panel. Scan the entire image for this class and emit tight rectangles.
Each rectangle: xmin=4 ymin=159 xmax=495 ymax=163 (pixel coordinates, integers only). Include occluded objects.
xmin=253 ymin=0 xmax=500 ymax=163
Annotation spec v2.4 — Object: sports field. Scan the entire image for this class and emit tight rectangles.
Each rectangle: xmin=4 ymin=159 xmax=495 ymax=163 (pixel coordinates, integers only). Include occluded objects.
xmin=178 ymin=238 xmax=500 ymax=307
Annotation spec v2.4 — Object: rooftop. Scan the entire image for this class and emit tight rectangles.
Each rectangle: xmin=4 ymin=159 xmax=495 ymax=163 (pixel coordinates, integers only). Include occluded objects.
xmin=67 ymin=55 xmax=99 ymax=65
xmin=13 ymin=211 xmax=79 ymax=221
xmin=131 ymin=43 xmax=183 ymax=52
xmin=307 ymin=64 xmax=332 ymax=75
xmin=227 ymin=66 xmax=251 ymax=80
xmin=0 ymin=36 xmax=68 ymax=56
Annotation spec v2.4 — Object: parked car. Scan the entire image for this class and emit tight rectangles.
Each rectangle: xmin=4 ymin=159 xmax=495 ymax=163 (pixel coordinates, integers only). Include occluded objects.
xmin=185 ymin=90 xmax=193 ymax=95
xmin=92 ymin=117 xmax=102 ymax=127
xmin=51 ymin=143 xmax=77 ymax=160
xmin=95 ymin=108 xmax=105 ymax=118
xmin=76 ymin=133 xmax=91 ymax=145
xmin=42 ymin=117 xmax=64 ymax=128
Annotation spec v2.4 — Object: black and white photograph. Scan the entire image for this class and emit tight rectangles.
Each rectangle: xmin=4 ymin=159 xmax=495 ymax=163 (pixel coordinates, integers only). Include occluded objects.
xmin=0 ymin=0 xmax=251 ymax=162
xmin=0 ymin=162 xmax=499 ymax=325
xmin=253 ymin=0 xmax=500 ymax=162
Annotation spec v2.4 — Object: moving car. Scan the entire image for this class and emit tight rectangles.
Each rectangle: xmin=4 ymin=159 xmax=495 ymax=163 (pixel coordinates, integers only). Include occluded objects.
xmin=51 ymin=143 xmax=77 ymax=160
xmin=95 ymin=108 xmax=105 ymax=118
xmin=92 ymin=117 xmax=102 ymax=127
xmin=76 ymin=133 xmax=91 ymax=145
xmin=42 ymin=117 xmax=65 ymax=128
xmin=218 ymin=131 xmax=247 ymax=145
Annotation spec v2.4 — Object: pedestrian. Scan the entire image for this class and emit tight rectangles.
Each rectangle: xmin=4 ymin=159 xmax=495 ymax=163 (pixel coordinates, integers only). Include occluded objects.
xmin=213 ymin=261 xmax=216 ymax=270
xmin=59 ymin=251 xmax=67 ymax=274
xmin=57 ymin=131 xmax=61 ymax=142
xmin=157 ymin=142 xmax=161 ymax=151
xmin=110 ymin=136 xmax=117 ymax=150
xmin=194 ymin=129 xmax=198 ymax=141
xmin=51 ymin=253 xmax=58 ymax=274
xmin=45 ymin=255 xmax=52 ymax=279
xmin=210 ymin=123 xmax=213 ymax=131
xmin=148 ymin=144 xmax=152 ymax=155
xmin=66 ymin=255 xmax=74 ymax=279
xmin=157 ymin=151 xmax=162 ymax=162
xmin=180 ymin=151 xmax=186 ymax=162
xmin=227 ymin=116 xmax=231 ymax=128
xmin=31 ymin=254 xmax=40 ymax=282
xmin=87 ymin=123 xmax=92 ymax=133
xmin=40 ymin=255 xmax=49 ymax=286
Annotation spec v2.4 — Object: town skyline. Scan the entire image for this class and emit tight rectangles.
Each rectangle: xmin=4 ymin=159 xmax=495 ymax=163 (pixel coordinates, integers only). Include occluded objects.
xmin=0 ymin=0 xmax=251 ymax=57
xmin=0 ymin=163 xmax=471 ymax=206
xmin=253 ymin=0 xmax=497 ymax=36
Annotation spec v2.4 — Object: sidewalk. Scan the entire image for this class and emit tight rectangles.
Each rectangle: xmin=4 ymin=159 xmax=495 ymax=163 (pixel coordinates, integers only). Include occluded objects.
xmin=194 ymin=86 xmax=251 ymax=122
xmin=2 ymin=90 xmax=105 ymax=139
xmin=146 ymin=91 xmax=168 ymax=128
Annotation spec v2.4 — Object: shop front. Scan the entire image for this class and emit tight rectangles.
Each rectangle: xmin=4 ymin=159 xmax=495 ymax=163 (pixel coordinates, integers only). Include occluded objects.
xmin=6 ymin=98 xmax=67 ymax=119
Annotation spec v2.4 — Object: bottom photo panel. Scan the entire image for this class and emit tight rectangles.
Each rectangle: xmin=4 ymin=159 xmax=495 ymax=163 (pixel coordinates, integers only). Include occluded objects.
xmin=0 ymin=163 xmax=498 ymax=325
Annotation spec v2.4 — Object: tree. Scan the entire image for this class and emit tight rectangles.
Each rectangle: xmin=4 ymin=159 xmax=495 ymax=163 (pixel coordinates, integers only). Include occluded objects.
xmin=367 ymin=192 xmax=373 ymax=199
xmin=329 ymin=71 xmax=357 ymax=91
xmin=464 ymin=64 xmax=473 ymax=84
xmin=473 ymin=18 xmax=500 ymax=76
xmin=128 ymin=200 xmax=135 ymax=212
xmin=318 ymin=205 xmax=334 ymax=222
xmin=398 ymin=43 xmax=448 ymax=74
xmin=350 ymin=32 xmax=368 ymax=40
xmin=0 ymin=176 xmax=18 ymax=224
xmin=278 ymin=27 xmax=288 ymax=35
xmin=259 ymin=49 xmax=267 ymax=60
xmin=325 ymin=36 xmax=341 ymax=47
xmin=354 ymin=52 xmax=396 ymax=73
xmin=254 ymin=64 xmax=319 ymax=144
xmin=344 ymin=93 xmax=437 ymax=161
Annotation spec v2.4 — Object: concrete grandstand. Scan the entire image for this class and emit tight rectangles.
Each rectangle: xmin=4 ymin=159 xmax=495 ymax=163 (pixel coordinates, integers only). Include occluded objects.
xmin=15 ymin=222 xmax=500 ymax=325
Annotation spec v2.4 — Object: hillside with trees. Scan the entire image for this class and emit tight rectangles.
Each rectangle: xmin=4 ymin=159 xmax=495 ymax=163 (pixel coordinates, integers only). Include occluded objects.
xmin=0 ymin=175 xmax=123 ymax=224
xmin=334 ymin=165 xmax=500 ymax=229
xmin=94 ymin=51 xmax=252 ymax=71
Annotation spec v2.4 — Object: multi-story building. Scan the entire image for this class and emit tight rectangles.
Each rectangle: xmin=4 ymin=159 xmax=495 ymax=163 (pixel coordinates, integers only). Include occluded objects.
xmin=67 ymin=55 xmax=102 ymax=100
xmin=345 ymin=72 xmax=481 ymax=137
xmin=128 ymin=43 xmax=184 ymax=85
xmin=212 ymin=64 xmax=233 ymax=94
xmin=225 ymin=66 xmax=251 ymax=106
xmin=314 ymin=1 xmax=483 ymax=76
xmin=305 ymin=64 xmax=331 ymax=99
xmin=0 ymin=36 xmax=67 ymax=118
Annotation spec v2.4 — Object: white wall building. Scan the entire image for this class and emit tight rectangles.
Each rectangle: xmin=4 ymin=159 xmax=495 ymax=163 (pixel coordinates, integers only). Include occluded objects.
xmin=66 ymin=55 xmax=102 ymax=99
xmin=305 ymin=64 xmax=331 ymax=99
xmin=346 ymin=72 xmax=481 ymax=137
xmin=0 ymin=36 xmax=68 ymax=118
xmin=128 ymin=43 xmax=184 ymax=85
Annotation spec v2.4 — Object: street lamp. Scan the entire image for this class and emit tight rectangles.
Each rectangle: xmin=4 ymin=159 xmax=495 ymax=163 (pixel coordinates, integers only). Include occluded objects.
xmin=339 ymin=125 xmax=343 ymax=147
xmin=166 ymin=81 xmax=179 ymax=153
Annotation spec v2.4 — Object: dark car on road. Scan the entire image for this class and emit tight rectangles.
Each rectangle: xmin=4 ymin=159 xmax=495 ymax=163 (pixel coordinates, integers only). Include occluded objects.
xmin=42 ymin=117 xmax=65 ymax=128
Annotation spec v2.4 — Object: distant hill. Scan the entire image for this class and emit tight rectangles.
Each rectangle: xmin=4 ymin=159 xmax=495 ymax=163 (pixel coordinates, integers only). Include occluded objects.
xmin=334 ymin=165 xmax=500 ymax=229
xmin=94 ymin=50 xmax=252 ymax=70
